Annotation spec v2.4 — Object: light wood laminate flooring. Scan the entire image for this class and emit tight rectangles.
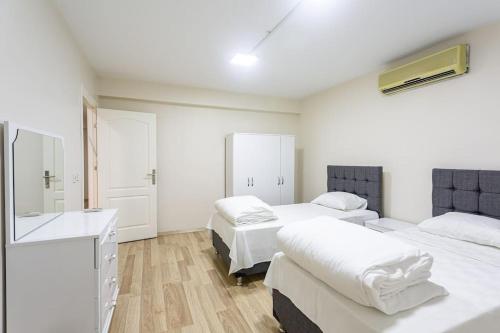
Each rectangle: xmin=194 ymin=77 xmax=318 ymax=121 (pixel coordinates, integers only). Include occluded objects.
xmin=109 ymin=231 xmax=280 ymax=333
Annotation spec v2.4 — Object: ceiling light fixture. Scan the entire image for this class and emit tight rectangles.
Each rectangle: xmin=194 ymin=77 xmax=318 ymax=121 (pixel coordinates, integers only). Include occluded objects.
xmin=230 ymin=53 xmax=258 ymax=66
xmin=230 ymin=0 xmax=305 ymax=66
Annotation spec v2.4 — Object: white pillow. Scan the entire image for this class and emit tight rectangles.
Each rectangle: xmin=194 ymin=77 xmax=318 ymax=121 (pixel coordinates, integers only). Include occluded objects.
xmin=311 ymin=192 xmax=368 ymax=211
xmin=418 ymin=212 xmax=500 ymax=248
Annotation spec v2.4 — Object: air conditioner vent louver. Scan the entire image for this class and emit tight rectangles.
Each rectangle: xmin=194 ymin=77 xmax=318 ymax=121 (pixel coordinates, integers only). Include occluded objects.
xmin=382 ymin=70 xmax=456 ymax=94
xmin=379 ymin=45 xmax=468 ymax=95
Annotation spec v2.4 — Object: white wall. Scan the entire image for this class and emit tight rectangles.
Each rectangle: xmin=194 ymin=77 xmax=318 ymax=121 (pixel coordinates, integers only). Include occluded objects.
xmin=0 ymin=2 xmax=95 ymax=329
xmin=99 ymin=94 xmax=300 ymax=233
xmin=300 ymin=22 xmax=500 ymax=223
xmin=0 ymin=0 xmax=96 ymax=212
xmin=98 ymin=77 xmax=300 ymax=114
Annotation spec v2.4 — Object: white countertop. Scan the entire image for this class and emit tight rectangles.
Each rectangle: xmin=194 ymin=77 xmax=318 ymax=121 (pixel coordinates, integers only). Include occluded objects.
xmin=10 ymin=209 xmax=118 ymax=246
xmin=15 ymin=212 xmax=62 ymax=240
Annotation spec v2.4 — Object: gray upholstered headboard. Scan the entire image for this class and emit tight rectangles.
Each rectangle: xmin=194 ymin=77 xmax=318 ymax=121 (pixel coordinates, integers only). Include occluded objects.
xmin=432 ymin=168 xmax=500 ymax=219
xmin=327 ymin=165 xmax=383 ymax=216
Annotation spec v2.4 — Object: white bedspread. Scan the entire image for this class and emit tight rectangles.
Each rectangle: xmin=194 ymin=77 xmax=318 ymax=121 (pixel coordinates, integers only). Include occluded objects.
xmin=276 ymin=217 xmax=447 ymax=314
xmin=214 ymin=195 xmax=277 ymax=225
xmin=265 ymin=227 xmax=500 ymax=333
xmin=207 ymin=203 xmax=378 ymax=274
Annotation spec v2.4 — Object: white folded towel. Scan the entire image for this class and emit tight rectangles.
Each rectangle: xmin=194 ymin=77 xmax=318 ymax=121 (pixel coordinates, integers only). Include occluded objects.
xmin=277 ymin=216 xmax=447 ymax=315
xmin=215 ymin=195 xmax=277 ymax=225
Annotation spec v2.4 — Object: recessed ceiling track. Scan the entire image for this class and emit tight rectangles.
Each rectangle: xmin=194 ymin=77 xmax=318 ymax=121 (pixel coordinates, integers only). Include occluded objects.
xmin=249 ymin=0 xmax=305 ymax=53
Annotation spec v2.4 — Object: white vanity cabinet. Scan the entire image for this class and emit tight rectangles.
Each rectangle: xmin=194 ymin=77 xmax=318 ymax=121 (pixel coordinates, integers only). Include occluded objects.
xmin=6 ymin=209 xmax=119 ymax=333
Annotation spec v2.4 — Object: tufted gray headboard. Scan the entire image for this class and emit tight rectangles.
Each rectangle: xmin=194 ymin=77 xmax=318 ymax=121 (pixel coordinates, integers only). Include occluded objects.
xmin=432 ymin=168 xmax=500 ymax=219
xmin=327 ymin=165 xmax=383 ymax=216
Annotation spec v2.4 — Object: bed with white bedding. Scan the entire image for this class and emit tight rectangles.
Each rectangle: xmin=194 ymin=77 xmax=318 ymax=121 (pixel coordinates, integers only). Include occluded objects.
xmin=208 ymin=203 xmax=379 ymax=274
xmin=208 ymin=165 xmax=383 ymax=279
xmin=266 ymin=227 xmax=500 ymax=333
xmin=266 ymin=168 xmax=500 ymax=333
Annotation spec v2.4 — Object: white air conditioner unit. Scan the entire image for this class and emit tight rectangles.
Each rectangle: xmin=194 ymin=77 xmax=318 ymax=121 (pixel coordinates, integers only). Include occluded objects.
xmin=379 ymin=44 xmax=469 ymax=95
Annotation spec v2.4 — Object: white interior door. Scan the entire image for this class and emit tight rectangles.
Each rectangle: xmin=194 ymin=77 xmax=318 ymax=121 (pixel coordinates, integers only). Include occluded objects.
xmin=43 ymin=136 xmax=64 ymax=212
xmin=97 ymin=109 xmax=157 ymax=243
xmin=280 ymin=135 xmax=295 ymax=205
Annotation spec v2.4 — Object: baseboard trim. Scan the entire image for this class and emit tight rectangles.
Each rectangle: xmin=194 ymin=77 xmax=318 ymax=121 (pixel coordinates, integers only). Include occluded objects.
xmin=158 ymin=228 xmax=208 ymax=236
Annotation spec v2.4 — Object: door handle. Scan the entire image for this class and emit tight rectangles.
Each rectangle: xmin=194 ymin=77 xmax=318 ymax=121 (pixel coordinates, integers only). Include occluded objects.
xmin=251 ymin=177 xmax=254 ymax=187
xmin=277 ymin=176 xmax=281 ymax=186
xmin=247 ymin=177 xmax=250 ymax=187
xmin=146 ymin=169 xmax=156 ymax=185
xmin=281 ymin=177 xmax=284 ymax=185
xmin=42 ymin=170 xmax=55 ymax=189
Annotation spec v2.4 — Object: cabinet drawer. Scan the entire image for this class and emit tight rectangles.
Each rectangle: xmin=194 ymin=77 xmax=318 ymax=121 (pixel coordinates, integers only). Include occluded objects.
xmin=100 ymin=294 xmax=116 ymax=332
xmin=99 ymin=221 xmax=117 ymax=274
xmin=100 ymin=240 xmax=117 ymax=277
xmin=101 ymin=265 xmax=118 ymax=303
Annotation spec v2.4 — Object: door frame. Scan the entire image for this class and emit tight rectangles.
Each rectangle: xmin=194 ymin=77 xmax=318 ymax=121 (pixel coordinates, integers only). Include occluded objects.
xmin=81 ymin=91 xmax=97 ymax=210
xmin=82 ymin=100 xmax=98 ymax=209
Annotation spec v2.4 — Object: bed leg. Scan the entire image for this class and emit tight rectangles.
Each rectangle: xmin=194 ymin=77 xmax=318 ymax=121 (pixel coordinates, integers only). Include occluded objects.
xmin=278 ymin=323 xmax=287 ymax=333
xmin=236 ymin=276 xmax=243 ymax=286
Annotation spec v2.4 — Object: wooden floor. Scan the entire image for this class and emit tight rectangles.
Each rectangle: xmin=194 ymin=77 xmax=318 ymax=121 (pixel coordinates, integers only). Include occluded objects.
xmin=109 ymin=231 xmax=280 ymax=333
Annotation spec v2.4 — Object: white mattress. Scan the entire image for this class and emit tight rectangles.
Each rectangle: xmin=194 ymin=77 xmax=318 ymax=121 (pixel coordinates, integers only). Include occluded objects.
xmin=207 ymin=203 xmax=378 ymax=274
xmin=264 ymin=227 xmax=500 ymax=333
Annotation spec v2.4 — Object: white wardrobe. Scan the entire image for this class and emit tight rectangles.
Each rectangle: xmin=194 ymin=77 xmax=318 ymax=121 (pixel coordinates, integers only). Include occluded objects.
xmin=226 ymin=133 xmax=295 ymax=205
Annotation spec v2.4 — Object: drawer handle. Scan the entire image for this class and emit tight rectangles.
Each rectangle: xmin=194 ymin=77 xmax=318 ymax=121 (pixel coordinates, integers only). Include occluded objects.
xmin=105 ymin=254 xmax=117 ymax=263
xmin=110 ymin=277 xmax=117 ymax=286
xmin=105 ymin=276 xmax=117 ymax=286
xmin=105 ymin=301 xmax=117 ymax=311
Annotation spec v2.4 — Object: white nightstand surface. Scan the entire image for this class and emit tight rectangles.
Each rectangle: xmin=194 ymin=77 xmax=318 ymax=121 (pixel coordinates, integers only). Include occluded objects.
xmin=365 ymin=217 xmax=415 ymax=233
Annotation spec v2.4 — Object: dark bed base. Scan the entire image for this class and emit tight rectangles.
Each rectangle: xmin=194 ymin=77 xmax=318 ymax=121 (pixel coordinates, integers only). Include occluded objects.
xmin=273 ymin=289 xmax=322 ymax=333
xmin=211 ymin=230 xmax=270 ymax=281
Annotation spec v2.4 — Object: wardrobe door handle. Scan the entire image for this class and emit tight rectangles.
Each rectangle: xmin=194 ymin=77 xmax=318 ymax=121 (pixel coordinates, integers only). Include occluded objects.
xmin=247 ymin=178 xmax=250 ymax=187
xmin=278 ymin=177 xmax=281 ymax=186
xmin=281 ymin=177 xmax=284 ymax=185
xmin=251 ymin=177 xmax=254 ymax=187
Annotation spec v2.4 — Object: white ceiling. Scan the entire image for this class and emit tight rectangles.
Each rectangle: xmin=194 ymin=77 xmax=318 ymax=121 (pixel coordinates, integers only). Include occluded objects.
xmin=53 ymin=0 xmax=500 ymax=98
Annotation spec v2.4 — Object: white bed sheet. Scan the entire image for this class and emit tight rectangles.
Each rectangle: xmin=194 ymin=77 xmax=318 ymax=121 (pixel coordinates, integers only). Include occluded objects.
xmin=264 ymin=227 xmax=500 ymax=333
xmin=207 ymin=203 xmax=378 ymax=274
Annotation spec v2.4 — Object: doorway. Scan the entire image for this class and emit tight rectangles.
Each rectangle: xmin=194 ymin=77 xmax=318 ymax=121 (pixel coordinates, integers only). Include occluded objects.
xmin=83 ymin=99 xmax=98 ymax=209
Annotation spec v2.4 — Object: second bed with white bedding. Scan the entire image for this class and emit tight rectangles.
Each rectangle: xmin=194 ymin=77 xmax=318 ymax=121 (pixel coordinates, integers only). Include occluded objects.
xmin=208 ymin=203 xmax=379 ymax=274
xmin=265 ymin=227 xmax=500 ymax=333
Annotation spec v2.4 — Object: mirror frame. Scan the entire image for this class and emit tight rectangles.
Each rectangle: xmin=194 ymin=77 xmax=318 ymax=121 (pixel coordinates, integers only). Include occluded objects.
xmin=4 ymin=121 xmax=65 ymax=245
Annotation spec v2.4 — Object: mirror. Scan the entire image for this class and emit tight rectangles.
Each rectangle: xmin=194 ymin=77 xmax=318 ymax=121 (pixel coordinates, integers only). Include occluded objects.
xmin=13 ymin=129 xmax=64 ymax=240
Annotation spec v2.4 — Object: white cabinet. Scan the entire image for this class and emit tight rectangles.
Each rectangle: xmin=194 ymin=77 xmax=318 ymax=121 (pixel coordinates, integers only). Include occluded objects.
xmin=226 ymin=133 xmax=295 ymax=205
xmin=6 ymin=210 xmax=118 ymax=333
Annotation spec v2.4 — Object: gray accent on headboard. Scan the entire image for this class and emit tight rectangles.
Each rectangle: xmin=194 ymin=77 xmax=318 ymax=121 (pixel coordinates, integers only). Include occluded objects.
xmin=432 ymin=168 xmax=500 ymax=219
xmin=327 ymin=165 xmax=383 ymax=216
